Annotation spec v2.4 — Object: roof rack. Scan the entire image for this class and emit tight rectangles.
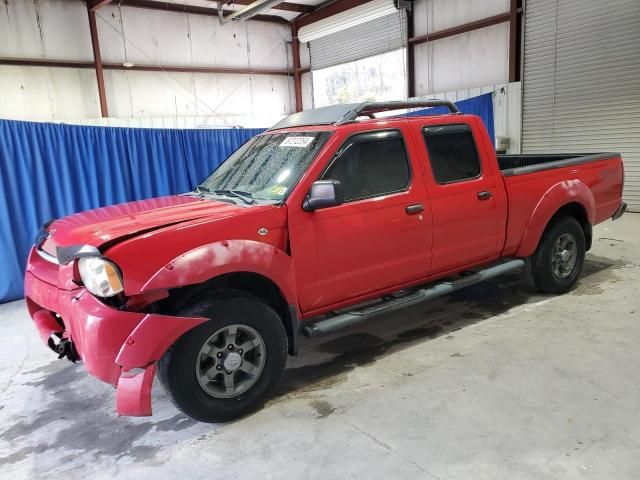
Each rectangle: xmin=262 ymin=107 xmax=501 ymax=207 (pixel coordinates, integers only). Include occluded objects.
xmin=337 ymin=100 xmax=460 ymax=124
xmin=269 ymin=99 xmax=460 ymax=131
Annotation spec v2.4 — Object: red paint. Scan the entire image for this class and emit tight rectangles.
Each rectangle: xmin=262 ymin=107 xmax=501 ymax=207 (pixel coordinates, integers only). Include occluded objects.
xmin=24 ymin=113 xmax=625 ymax=417
xmin=141 ymin=239 xmax=298 ymax=306
xmin=115 ymin=314 xmax=207 ymax=371
xmin=116 ymin=363 xmax=157 ymax=417
xmin=31 ymin=309 xmax=63 ymax=344
xmin=41 ymin=195 xmax=249 ymax=250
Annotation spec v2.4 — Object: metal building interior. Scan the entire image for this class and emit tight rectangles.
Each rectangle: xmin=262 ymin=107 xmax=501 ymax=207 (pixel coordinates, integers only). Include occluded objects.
xmin=0 ymin=0 xmax=639 ymax=478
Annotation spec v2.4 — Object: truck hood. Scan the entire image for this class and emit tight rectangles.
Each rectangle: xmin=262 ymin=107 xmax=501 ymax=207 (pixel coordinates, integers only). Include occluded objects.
xmin=41 ymin=195 xmax=264 ymax=252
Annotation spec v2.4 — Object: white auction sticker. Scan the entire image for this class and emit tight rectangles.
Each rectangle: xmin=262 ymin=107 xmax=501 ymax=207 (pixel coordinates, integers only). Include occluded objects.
xmin=280 ymin=136 xmax=314 ymax=148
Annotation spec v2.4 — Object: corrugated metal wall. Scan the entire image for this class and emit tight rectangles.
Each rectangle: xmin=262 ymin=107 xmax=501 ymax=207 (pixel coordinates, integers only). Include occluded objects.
xmin=412 ymin=0 xmax=510 ymax=96
xmin=0 ymin=0 xmax=293 ymax=126
xmin=521 ymin=0 xmax=640 ymax=211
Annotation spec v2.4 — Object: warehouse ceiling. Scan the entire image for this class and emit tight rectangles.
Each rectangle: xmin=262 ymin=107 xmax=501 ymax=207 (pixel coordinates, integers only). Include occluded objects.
xmin=94 ymin=0 xmax=331 ymax=23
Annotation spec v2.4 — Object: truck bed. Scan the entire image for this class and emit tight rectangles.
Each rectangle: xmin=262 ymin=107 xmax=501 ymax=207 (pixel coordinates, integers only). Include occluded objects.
xmin=498 ymin=151 xmax=624 ymax=257
xmin=497 ymin=153 xmax=620 ymax=176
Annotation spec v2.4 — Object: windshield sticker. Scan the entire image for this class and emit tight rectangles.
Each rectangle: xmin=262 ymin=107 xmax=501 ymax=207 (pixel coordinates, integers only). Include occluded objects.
xmin=280 ymin=136 xmax=314 ymax=148
xmin=270 ymin=185 xmax=288 ymax=196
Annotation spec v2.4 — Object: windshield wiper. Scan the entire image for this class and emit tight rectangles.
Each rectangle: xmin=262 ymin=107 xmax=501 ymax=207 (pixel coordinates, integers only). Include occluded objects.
xmin=193 ymin=185 xmax=212 ymax=197
xmin=213 ymin=189 xmax=255 ymax=205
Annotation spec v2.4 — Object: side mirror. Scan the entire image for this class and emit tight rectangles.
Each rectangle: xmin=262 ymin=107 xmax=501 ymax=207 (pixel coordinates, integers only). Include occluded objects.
xmin=303 ymin=180 xmax=344 ymax=211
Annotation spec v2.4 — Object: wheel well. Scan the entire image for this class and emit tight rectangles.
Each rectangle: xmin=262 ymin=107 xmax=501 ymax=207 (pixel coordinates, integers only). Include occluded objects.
xmin=548 ymin=202 xmax=592 ymax=251
xmin=157 ymin=272 xmax=298 ymax=355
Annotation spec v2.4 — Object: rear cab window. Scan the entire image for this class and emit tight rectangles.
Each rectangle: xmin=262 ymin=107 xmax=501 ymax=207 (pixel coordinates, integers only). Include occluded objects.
xmin=321 ymin=130 xmax=411 ymax=202
xmin=422 ymin=124 xmax=481 ymax=184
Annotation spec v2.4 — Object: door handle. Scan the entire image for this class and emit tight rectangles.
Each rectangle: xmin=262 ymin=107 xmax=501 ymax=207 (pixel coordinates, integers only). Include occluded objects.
xmin=477 ymin=191 xmax=493 ymax=201
xmin=405 ymin=203 xmax=424 ymax=215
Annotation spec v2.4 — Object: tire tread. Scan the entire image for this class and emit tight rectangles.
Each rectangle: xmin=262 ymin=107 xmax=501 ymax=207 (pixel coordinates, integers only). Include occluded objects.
xmin=528 ymin=216 xmax=586 ymax=294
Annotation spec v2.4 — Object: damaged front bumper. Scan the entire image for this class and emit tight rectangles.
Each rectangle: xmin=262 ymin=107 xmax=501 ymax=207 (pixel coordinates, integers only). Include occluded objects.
xmin=24 ymin=271 xmax=206 ymax=417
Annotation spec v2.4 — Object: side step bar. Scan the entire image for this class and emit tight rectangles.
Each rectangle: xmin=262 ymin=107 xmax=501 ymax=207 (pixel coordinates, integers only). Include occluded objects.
xmin=302 ymin=259 xmax=525 ymax=338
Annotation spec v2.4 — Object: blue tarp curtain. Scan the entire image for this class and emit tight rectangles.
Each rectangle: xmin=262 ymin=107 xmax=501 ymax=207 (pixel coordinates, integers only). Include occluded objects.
xmin=405 ymin=92 xmax=495 ymax=144
xmin=0 ymin=121 xmax=264 ymax=303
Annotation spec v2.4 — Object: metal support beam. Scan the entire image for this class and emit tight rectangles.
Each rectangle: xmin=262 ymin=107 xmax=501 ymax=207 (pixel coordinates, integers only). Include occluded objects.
xmin=0 ymin=58 xmax=95 ymax=69
xmin=508 ymin=0 xmax=523 ymax=82
xmin=118 ymin=0 xmax=288 ymax=24
xmin=406 ymin=9 xmax=415 ymax=99
xmin=290 ymin=24 xmax=303 ymax=112
xmin=294 ymin=0 xmax=371 ymax=29
xmin=0 ymin=57 xmax=293 ymax=76
xmin=408 ymin=12 xmax=510 ymax=46
xmin=218 ymin=0 xmax=300 ymax=23
xmin=89 ymin=0 xmax=112 ymax=11
xmin=228 ymin=0 xmax=313 ymax=13
xmin=105 ymin=63 xmax=291 ymax=75
xmin=87 ymin=7 xmax=109 ymax=118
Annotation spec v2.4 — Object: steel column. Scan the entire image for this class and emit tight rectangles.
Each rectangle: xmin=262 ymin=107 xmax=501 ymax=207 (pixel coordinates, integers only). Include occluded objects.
xmin=87 ymin=7 xmax=109 ymax=118
xmin=508 ymin=0 xmax=523 ymax=82
xmin=290 ymin=24 xmax=303 ymax=112
xmin=406 ymin=9 xmax=415 ymax=99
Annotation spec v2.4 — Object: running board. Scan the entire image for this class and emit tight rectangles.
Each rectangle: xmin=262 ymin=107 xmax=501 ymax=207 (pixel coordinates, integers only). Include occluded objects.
xmin=302 ymin=259 xmax=525 ymax=338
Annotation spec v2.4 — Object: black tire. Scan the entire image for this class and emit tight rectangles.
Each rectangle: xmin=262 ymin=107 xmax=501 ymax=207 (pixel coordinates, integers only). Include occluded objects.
xmin=158 ymin=293 xmax=287 ymax=423
xmin=528 ymin=216 xmax=586 ymax=294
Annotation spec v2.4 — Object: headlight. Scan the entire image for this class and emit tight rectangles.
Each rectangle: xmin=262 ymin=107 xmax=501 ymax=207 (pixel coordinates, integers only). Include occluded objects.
xmin=78 ymin=257 xmax=124 ymax=297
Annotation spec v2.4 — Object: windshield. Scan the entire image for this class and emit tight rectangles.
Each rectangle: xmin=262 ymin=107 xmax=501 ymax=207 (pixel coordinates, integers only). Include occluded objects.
xmin=199 ymin=131 xmax=332 ymax=202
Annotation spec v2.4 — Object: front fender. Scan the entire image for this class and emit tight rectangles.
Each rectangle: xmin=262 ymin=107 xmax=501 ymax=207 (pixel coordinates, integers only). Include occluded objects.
xmin=516 ymin=180 xmax=595 ymax=258
xmin=140 ymin=239 xmax=298 ymax=306
xmin=115 ymin=313 xmax=208 ymax=371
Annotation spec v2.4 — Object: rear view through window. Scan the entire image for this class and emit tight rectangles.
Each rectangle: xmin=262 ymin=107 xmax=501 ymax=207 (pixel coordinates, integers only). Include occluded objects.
xmin=423 ymin=125 xmax=481 ymax=184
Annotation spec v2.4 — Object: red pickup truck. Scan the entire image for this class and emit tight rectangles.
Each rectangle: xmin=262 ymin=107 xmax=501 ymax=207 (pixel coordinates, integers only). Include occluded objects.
xmin=24 ymin=101 xmax=626 ymax=422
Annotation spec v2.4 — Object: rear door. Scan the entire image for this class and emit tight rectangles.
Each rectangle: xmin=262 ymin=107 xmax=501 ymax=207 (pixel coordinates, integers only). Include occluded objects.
xmin=416 ymin=120 xmax=506 ymax=273
xmin=288 ymin=125 xmax=433 ymax=314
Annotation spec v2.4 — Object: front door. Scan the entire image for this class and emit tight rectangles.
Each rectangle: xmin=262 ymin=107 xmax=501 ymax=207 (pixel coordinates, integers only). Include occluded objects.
xmin=289 ymin=128 xmax=432 ymax=314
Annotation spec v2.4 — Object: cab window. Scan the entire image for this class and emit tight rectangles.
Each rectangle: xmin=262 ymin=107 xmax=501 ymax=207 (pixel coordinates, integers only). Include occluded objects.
xmin=322 ymin=130 xmax=411 ymax=202
xmin=422 ymin=124 xmax=481 ymax=184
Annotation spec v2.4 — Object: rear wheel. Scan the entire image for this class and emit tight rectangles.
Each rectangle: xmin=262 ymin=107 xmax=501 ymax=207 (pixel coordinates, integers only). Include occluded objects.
xmin=527 ymin=216 xmax=586 ymax=294
xmin=158 ymin=294 xmax=287 ymax=423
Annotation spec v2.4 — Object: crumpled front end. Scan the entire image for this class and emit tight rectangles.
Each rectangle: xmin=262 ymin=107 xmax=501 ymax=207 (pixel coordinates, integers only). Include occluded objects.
xmin=24 ymin=247 xmax=206 ymax=416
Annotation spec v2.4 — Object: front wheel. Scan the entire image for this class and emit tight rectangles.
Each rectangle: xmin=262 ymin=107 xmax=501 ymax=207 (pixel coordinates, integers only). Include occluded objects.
xmin=527 ymin=216 xmax=586 ymax=294
xmin=158 ymin=295 xmax=287 ymax=423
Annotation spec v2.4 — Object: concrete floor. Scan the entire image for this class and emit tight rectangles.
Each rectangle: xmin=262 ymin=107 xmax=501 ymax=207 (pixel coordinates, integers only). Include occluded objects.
xmin=1 ymin=214 xmax=639 ymax=480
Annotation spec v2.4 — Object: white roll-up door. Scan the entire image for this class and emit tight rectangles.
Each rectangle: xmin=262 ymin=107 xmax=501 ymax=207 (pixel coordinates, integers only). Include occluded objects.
xmin=306 ymin=3 xmax=407 ymax=71
xmin=521 ymin=0 xmax=640 ymax=211
xmin=298 ymin=0 xmax=398 ymax=43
